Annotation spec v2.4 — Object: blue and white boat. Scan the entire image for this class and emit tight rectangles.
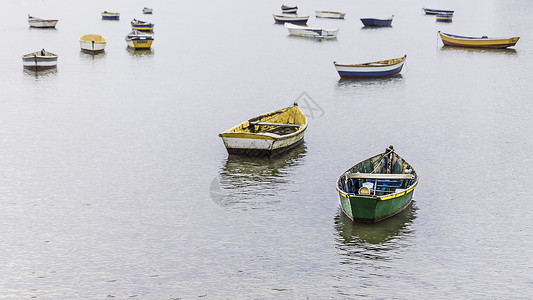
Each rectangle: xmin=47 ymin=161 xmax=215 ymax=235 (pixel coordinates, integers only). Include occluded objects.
xmin=131 ymin=19 xmax=154 ymax=31
xmin=284 ymin=22 xmax=338 ymax=38
xmin=273 ymin=14 xmax=309 ymax=24
xmin=360 ymin=15 xmax=393 ymax=27
xmin=422 ymin=8 xmax=454 ymax=15
xmin=101 ymin=11 xmax=120 ymax=20
xmin=22 ymin=49 xmax=58 ymax=71
xmin=333 ymin=55 xmax=406 ymax=79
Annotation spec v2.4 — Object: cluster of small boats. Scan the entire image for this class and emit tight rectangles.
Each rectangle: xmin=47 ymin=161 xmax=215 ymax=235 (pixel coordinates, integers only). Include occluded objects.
xmin=218 ymin=4 xmax=522 ymax=223
xmin=23 ymin=8 xmax=155 ymax=71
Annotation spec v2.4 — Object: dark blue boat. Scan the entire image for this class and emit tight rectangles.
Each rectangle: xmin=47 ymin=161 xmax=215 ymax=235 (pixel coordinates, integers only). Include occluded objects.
xmin=360 ymin=15 xmax=393 ymax=27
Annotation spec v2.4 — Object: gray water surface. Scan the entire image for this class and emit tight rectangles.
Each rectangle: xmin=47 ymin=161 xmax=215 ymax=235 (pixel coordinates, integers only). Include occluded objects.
xmin=2 ymin=0 xmax=533 ymax=298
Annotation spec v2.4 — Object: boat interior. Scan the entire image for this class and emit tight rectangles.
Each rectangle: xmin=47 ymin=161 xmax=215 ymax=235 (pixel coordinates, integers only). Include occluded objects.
xmin=221 ymin=105 xmax=306 ymax=136
xmin=338 ymin=147 xmax=417 ymax=196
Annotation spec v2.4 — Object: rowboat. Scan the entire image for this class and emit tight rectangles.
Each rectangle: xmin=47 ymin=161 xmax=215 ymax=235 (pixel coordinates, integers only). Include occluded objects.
xmin=22 ymin=49 xmax=58 ymax=71
xmin=125 ymin=30 xmax=154 ymax=49
xmin=284 ymin=23 xmax=338 ymax=38
xmin=333 ymin=55 xmax=406 ymax=79
xmin=142 ymin=7 xmax=153 ymax=14
xmin=28 ymin=15 xmax=58 ymax=28
xmin=79 ymin=34 xmax=106 ymax=54
xmin=131 ymin=19 xmax=154 ymax=31
xmin=436 ymin=13 xmax=453 ymax=22
xmin=273 ymin=14 xmax=309 ymax=24
xmin=315 ymin=11 xmax=346 ymax=19
xmin=422 ymin=8 xmax=454 ymax=15
xmin=336 ymin=146 xmax=418 ymax=222
xmin=218 ymin=102 xmax=308 ymax=157
xmin=101 ymin=11 xmax=120 ymax=20
xmin=438 ymin=31 xmax=520 ymax=49
xmin=281 ymin=5 xmax=298 ymax=14
xmin=360 ymin=15 xmax=393 ymax=27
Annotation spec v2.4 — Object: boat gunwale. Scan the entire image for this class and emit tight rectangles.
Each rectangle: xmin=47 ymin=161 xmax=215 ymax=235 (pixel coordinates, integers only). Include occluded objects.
xmin=438 ymin=31 xmax=519 ymax=42
xmin=333 ymin=55 xmax=406 ymax=68
xmin=219 ymin=105 xmax=308 ymax=140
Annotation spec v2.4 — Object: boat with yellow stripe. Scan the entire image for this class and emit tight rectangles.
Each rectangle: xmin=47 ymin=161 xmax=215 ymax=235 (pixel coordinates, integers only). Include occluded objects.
xmin=219 ymin=102 xmax=308 ymax=157
xmin=438 ymin=31 xmax=519 ymax=49
xmin=336 ymin=146 xmax=418 ymax=222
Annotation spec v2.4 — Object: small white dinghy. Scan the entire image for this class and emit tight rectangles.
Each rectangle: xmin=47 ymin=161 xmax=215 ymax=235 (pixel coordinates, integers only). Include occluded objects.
xmin=284 ymin=22 xmax=338 ymax=38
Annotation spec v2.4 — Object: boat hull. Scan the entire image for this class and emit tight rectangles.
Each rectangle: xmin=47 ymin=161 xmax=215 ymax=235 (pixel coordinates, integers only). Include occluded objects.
xmin=102 ymin=13 xmax=120 ymax=20
xmin=361 ymin=18 xmax=392 ymax=26
xmin=439 ymin=32 xmax=520 ymax=49
xmin=281 ymin=6 xmax=297 ymax=14
xmin=22 ymin=56 xmax=57 ymax=71
xmin=285 ymin=23 xmax=338 ymax=38
xmin=143 ymin=8 xmax=153 ymax=14
xmin=334 ymin=55 xmax=406 ymax=78
xmin=127 ymin=38 xmax=153 ymax=49
xmin=273 ymin=14 xmax=309 ymax=24
xmin=28 ymin=20 xmax=58 ymax=28
xmin=80 ymin=41 xmax=106 ymax=54
xmin=220 ymin=133 xmax=305 ymax=157
xmin=315 ymin=11 xmax=345 ymax=19
xmin=423 ymin=8 xmax=454 ymax=15
xmin=436 ymin=14 xmax=453 ymax=22
xmin=337 ymin=186 xmax=415 ymax=222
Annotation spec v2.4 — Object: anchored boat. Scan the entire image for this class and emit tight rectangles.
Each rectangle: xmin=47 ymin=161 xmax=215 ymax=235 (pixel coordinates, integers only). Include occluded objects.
xmin=336 ymin=146 xmax=418 ymax=222
xmin=101 ymin=11 xmax=120 ymax=20
xmin=281 ymin=5 xmax=298 ymax=14
xmin=333 ymin=55 xmax=406 ymax=78
xmin=28 ymin=15 xmax=58 ymax=28
xmin=219 ymin=102 xmax=308 ymax=157
xmin=284 ymin=22 xmax=338 ymax=38
xmin=273 ymin=14 xmax=309 ymax=24
xmin=131 ymin=19 xmax=154 ymax=31
xmin=360 ymin=15 xmax=393 ymax=27
xmin=422 ymin=8 xmax=454 ymax=15
xmin=79 ymin=34 xmax=106 ymax=54
xmin=22 ymin=49 xmax=58 ymax=71
xmin=143 ymin=7 xmax=153 ymax=14
xmin=438 ymin=31 xmax=520 ymax=49
xmin=125 ymin=30 xmax=154 ymax=49
xmin=315 ymin=11 xmax=346 ymax=19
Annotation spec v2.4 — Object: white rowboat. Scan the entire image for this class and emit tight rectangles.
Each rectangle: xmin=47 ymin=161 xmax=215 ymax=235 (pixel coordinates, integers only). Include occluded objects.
xmin=284 ymin=22 xmax=338 ymax=38
xmin=315 ymin=11 xmax=346 ymax=19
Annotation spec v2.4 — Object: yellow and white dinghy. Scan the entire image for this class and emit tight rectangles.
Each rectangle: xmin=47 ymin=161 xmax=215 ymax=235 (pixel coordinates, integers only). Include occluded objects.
xmin=219 ymin=102 xmax=308 ymax=157
xmin=79 ymin=34 xmax=106 ymax=54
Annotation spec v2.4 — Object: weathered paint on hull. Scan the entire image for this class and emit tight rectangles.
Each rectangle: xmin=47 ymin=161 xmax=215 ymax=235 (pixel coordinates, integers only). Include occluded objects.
xmin=226 ymin=137 xmax=304 ymax=157
xmin=338 ymin=189 xmax=415 ymax=222
xmin=221 ymin=129 xmax=305 ymax=157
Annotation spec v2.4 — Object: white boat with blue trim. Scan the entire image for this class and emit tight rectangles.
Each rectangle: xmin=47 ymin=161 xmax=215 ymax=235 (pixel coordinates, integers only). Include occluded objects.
xmin=334 ymin=55 xmax=406 ymax=78
xmin=22 ymin=49 xmax=58 ymax=71
xmin=284 ymin=22 xmax=338 ymax=38
xmin=28 ymin=15 xmax=58 ymax=28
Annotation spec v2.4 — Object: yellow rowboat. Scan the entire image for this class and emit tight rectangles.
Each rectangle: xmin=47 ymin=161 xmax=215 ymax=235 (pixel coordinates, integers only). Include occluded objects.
xmin=79 ymin=34 xmax=106 ymax=54
xmin=438 ymin=31 xmax=519 ymax=49
xmin=125 ymin=30 xmax=154 ymax=49
xmin=219 ymin=102 xmax=308 ymax=157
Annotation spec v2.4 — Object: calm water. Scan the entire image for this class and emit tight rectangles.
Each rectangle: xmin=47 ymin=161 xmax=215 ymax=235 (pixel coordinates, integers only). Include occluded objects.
xmin=2 ymin=0 xmax=533 ymax=298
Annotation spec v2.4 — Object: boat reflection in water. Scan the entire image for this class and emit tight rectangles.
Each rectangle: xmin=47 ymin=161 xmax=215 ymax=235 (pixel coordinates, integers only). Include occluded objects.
xmin=440 ymin=46 xmax=517 ymax=55
xmin=334 ymin=201 xmax=417 ymax=246
xmin=210 ymin=142 xmax=306 ymax=210
xmin=126 ymin=47 xmax=154 ymax=56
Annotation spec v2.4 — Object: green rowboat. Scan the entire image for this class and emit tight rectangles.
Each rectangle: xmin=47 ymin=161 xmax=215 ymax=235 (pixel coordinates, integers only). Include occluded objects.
xmin=336 ymin=146 xmax=418 ymax=222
